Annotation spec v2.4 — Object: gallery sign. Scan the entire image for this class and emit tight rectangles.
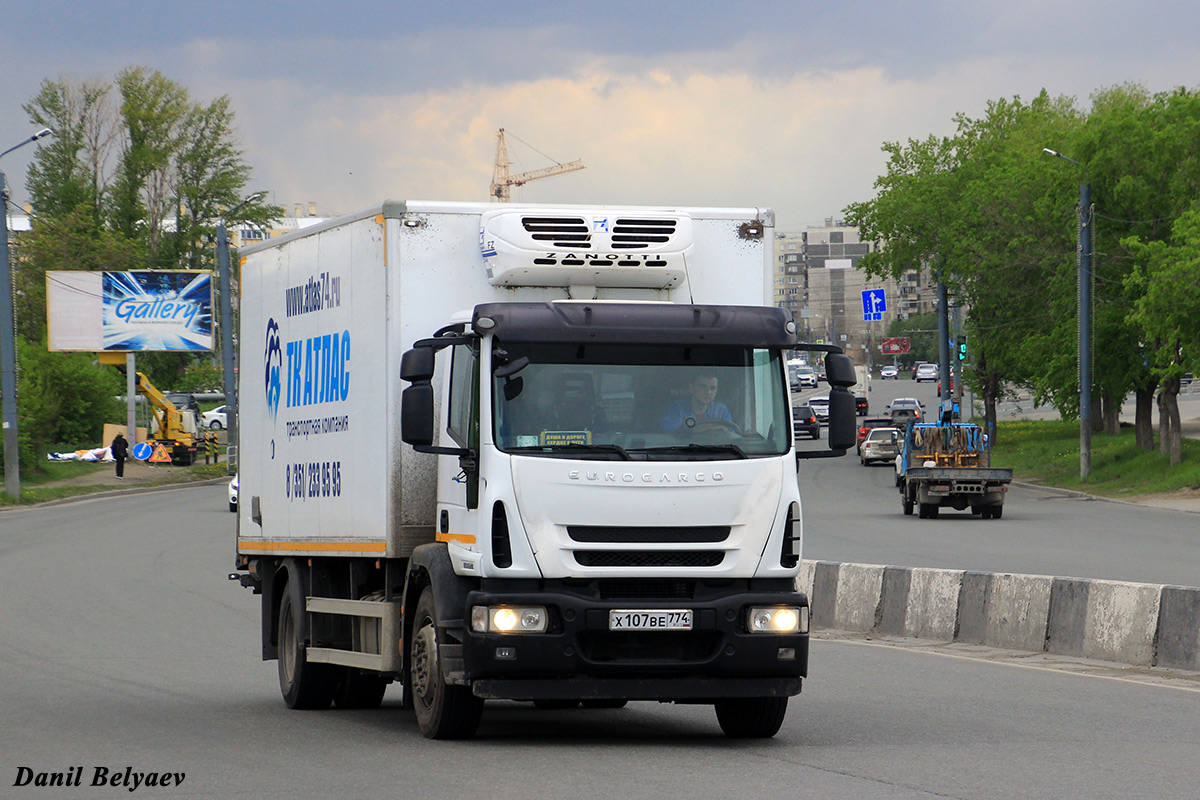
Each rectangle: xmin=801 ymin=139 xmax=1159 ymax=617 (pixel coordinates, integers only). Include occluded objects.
xmin=46 ymin=271 xmax=214 ymax=352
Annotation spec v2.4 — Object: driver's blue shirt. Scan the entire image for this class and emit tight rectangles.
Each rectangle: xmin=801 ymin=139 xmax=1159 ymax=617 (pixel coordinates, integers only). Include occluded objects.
xmin=661 ymin=401 xmax=733 ymax=433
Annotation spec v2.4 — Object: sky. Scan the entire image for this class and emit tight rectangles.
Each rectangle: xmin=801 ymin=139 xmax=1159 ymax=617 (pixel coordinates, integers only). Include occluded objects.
xmin=2 ymin=0 xmax=1199 ymax=231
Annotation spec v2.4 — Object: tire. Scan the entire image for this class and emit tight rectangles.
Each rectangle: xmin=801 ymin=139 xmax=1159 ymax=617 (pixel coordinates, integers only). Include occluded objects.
xmin=278 ymin=587 xmax=336 ymax=709
xmin=210 ymin=420 xmax=223 ymax=430
xmin=581 ymin=699 xmax=628 ymax=709
xmin=927 ymin=504 xmax=939 ymax=519
xmin=229 ymin=501 xmax=237 ymax=513
xmin=902 ymin=487 xmax=914 ymax=515
xmin=333 ymin=669 xmax=389 ymax=709
xmin=812 ymin=429 xmax=820 ymax=440
xmin=992 ymin=505 xmax=1003 ymax=519
xmin=534 ymin=699 xmax=582 ymax=710
xmin=714 ymin=697 xmax=788 ymax=738
xmin=860 ymin=457 xmax=867 ymax=466
xmin=917 ymin=503 xmax=928 ymax=519
xmin=979 ymin=506 xmax=992 ymax=519
xmin=410 ymin=587 xmax=483 ymax=739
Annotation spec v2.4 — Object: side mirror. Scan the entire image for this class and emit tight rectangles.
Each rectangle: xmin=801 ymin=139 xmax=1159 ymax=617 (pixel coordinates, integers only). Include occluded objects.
xmin=825 ymin=388 xmax=856 ymax=450
xmin=824 ymin=353 xmax=856 ymax=388
xmin=401 ymin=383 xmax=436 ymax=446
xmin=400 ymin=346 xmax=435 ymax=382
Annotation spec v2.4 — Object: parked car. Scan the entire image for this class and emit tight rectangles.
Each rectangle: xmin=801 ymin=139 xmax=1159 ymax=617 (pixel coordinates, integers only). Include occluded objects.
xmin=793 ymin=403 xmax=820 ymax=440
xmin=808 ymin=395 xmax=830 ymax=423
xmin=228 ymin=473 xmax=239 ymax=513
xmin=860 ymin=427 xmax=901 ymax=466
xmin=855 ymin=394 xmax=868 ymax=415
xmin=856 ymin=416 xmax=894 ymax=453
xmin=200 ymin=405 xmax=228 ymax=430
xmin=880 ymin=365 xmax=899 ymax=380
xmin=915 ymin=363 xmax=939 ymax=382
xmin=790 ymin=365 xmax=818 ymax=390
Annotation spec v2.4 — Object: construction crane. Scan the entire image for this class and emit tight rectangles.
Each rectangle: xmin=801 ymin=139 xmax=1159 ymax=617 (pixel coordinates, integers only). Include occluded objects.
xmin=490 ymin=128 xmax=585 ymax=202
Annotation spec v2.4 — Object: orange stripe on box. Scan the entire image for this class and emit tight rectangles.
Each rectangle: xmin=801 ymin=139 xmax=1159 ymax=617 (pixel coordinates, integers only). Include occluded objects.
xmin=238 ymin=540 xmax=387 ymax=554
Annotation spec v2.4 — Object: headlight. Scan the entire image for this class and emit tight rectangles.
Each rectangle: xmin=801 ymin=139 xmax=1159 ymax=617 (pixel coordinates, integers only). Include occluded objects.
xmin=471 ymin=605 xmax=548 ymax=634
xmin=748 ymin=606 xmax=807 ymax=634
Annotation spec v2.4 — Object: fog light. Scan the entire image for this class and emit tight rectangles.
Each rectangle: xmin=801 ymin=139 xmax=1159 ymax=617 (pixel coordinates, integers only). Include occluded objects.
xmin=495 ymin=647 xmax=516 ymax=660
xmin=748 ymin=606 xmax=802 ymax=634
xmin=471 ymin=605 xmax=548 ymax=633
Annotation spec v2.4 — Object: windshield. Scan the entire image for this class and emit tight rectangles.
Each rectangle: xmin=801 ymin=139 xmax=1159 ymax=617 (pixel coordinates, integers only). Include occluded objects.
xmin=492 ymin=342 xmax=791 ymax=460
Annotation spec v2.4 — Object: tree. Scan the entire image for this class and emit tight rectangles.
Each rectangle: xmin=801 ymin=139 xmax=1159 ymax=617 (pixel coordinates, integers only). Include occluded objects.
xmin=1123 ymin=209 xmax=1200 ymax=466
xmin=847 ymin=92 xmax=1083 ymax=436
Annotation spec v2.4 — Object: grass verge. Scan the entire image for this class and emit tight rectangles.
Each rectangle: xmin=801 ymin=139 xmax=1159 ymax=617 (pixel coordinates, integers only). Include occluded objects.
xmin=0 ymin=460 xmax=230 ymax=507
xmin=992 ymin=419 xmax=1200 ymax=498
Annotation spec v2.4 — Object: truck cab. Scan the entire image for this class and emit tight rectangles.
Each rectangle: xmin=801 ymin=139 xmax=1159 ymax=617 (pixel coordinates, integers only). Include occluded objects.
xmin=400 ymin=301 xmax=857 ymax=736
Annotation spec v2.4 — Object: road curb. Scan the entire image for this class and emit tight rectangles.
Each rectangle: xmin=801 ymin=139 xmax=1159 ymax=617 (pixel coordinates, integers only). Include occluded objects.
xmin=799 ymin=559 xmax=1200 ymax=672
xmin=2 ymin=477 xmax=231 ymax=512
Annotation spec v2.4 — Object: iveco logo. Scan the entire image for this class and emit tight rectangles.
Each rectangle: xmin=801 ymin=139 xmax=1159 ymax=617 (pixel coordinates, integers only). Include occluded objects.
xmin=568 ymin=471 xmax=725 ymax=484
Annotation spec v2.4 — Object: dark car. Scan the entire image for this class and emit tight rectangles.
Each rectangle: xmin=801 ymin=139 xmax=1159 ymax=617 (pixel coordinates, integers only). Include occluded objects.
xmin=855 ymin=394 xmax=868 ymax=416
xmin=856 ymin=416 xmax=893 ymax=453
xmin=793 ymin=403 xmax=820 ymax=440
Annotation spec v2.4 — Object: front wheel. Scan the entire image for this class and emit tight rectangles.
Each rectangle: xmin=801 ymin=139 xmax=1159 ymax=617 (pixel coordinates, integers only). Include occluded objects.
xmin=410 ymin=587 xmax=483 ymax=739
xmin=714 ymin=697 xmax=788 ymax=738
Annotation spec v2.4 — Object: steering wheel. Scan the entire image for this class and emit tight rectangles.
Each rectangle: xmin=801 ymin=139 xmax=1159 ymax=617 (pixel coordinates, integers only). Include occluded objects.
xmin=685 ymin=417 xmax=741 ymax=435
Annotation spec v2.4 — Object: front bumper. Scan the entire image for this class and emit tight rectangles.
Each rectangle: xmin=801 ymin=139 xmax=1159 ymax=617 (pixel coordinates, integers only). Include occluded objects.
xmin=460 ymin=583 xmax=809 ymax=701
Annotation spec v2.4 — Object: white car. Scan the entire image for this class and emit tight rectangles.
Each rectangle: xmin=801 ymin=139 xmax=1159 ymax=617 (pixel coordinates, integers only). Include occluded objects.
xmin=790 ymin=365 xmax=818 ymax=390
xmin=860 ymin=427 xmax=901 ymax=465
xmin=915 ymin=363 xmax=939 ymax=382
xmin=228 ymin=473 xmax=239 ymax=513
xmin=880 ymin=365 xmax=899 ymax=380
xmin=201 ymin=405 xmax=228 ymax=430
xmin=808 ymin=395 xmax=830 ymax=422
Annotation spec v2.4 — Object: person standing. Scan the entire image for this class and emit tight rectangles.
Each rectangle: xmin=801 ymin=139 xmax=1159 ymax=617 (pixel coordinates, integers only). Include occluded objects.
xmin=111 ymin=432 xmax=129 ymax=479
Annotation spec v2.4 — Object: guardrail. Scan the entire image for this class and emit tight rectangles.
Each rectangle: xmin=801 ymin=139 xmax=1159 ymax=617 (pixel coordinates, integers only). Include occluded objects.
xmin=799 ymin=560 xmax=1200 ymax=672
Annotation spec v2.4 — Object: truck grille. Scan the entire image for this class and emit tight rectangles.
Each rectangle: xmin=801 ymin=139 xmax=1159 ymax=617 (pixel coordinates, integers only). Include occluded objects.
xmin=574 ymin=551 xmax=724 ymax=568
xmin=521 ymin=215 xmax=679 ymax=250
xmin=578 ymin=630 xmax=721 ymax=663
xmin=567 ymin=526 xmax=730 ymax=544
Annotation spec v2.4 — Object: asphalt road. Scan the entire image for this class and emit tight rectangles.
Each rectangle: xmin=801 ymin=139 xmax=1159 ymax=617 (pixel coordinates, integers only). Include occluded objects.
xmin=795 ymin=379 xmax=1200 ymax=586
xmin=3 ymin=483 xmax=1199 ymax=799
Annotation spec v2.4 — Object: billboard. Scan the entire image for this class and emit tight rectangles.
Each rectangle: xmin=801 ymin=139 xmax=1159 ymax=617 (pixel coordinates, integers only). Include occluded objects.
xmin=47 ymin=271 xmax=214 ymax=352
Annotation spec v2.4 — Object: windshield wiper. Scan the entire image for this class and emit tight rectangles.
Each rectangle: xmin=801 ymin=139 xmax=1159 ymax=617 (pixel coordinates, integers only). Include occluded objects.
xmin=560 ymin=442 xmax=632 ymax=460
xmin=507 ymin=443 xmax=632 ymax=460
xmin=650 ymin=444 xmax=748 ymax=459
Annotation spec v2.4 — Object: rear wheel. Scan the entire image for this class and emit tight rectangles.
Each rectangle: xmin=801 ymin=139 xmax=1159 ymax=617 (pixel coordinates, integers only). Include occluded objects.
xmin=902 ymin=487 xmax=914 ymax=516
xmin=991 ymin=505 xmax=1004 ymax=519
xmin=410 ymin=587 xmax=483 ymax=739
xmin=333 ymin=669 xmax=389 ymax=709
xmin=714 ymin=697 xmax=788 ymax=738
xmin=278 ymin=588 xmax=336 ymax=709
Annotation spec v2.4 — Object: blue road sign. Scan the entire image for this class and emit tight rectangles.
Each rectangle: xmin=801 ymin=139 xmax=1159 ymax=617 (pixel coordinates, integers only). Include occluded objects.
xmin=862 ymin=288 xmax=886 ymax=321
xmin=132 ymin=442 xmax=153 ymax=460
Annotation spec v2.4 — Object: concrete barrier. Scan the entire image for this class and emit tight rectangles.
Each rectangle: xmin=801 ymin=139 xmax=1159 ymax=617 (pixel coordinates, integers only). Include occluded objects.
xmin=802 ymin=559 xmax=1199 ymax=672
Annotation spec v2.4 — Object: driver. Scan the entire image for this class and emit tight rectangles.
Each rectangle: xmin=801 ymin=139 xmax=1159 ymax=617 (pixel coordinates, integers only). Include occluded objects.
xmin=661 ymin=373 xmax=734 ymax=433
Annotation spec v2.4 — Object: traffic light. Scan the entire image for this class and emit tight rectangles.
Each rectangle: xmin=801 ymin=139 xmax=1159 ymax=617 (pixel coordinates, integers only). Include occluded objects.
xmin=956 ymin=335 xmax=967 ymax=361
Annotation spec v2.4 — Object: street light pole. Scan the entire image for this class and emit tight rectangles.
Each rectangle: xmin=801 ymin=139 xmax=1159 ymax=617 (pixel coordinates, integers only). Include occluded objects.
xmin=216 ymin=192 xmax=266 ymax=471
xmin=1043 ymin=148 xmax=1093 ymax=478
xmin=0 ymin=127 xmax=53 ymax=498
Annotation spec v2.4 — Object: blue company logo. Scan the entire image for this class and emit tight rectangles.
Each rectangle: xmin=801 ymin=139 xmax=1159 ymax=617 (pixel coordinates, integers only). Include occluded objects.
xmin=265 ymin=319 xmax=282 ymax=422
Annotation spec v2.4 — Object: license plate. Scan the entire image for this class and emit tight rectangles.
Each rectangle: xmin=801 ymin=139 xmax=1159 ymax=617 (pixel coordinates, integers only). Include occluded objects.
xmin=609 ymin=609 xmax=693 ymax=631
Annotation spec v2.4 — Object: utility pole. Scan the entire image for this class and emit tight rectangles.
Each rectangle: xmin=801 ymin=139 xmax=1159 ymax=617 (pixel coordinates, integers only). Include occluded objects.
xmin=0 ymin=127 xmax=54 ymax=497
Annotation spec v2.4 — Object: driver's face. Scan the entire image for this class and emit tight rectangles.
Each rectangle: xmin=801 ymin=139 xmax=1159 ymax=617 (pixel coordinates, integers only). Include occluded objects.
xmin=691 ymin=377 xmax=718 ymax=405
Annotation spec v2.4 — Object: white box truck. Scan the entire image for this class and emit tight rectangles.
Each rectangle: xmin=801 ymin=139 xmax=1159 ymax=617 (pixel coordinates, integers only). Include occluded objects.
xmin=231 ymin=200 xmax=856 ymax=739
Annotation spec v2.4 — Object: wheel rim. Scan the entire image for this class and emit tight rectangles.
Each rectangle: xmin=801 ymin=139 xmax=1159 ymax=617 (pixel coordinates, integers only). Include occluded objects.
xmin=411 ymin=621 xmax=438 ymax=705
